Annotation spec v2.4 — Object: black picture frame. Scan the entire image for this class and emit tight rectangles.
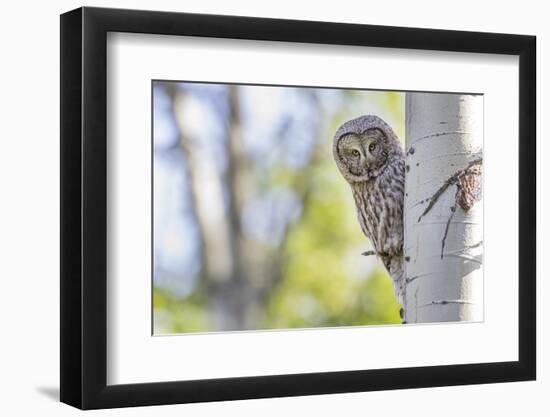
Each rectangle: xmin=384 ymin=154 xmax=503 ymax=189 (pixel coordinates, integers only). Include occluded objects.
xmin=60 ymin=6 xmax=536 ymax=410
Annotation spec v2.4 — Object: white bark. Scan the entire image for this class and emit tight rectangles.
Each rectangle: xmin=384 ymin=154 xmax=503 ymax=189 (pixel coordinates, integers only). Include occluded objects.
xmin=404 ymin=93 xmax=483 ymax=323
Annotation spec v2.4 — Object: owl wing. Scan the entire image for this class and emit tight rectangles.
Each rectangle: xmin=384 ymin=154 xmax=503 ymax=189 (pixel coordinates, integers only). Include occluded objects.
xmin=380 ymin=201 xmax=403 ymax=257
xmin=377 ymin=168 xmax=404 ymax=258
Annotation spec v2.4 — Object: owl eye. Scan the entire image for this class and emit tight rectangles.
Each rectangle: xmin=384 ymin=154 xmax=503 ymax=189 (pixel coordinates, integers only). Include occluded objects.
xmin=351 ymin=149 xmax=360 ymax=157
xmin=368 ymin=143 xmax=377 ymax=152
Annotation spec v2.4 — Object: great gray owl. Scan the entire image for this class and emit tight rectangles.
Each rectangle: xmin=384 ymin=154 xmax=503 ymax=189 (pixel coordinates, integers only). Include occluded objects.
xmin=332 ymin=115 xmax=406 ymax=304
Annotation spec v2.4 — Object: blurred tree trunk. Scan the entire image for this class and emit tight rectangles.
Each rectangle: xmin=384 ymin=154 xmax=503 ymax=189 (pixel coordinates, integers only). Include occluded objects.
xmin=404 ymin=93 xmax=483 ymax=323
xmin=164 ymin=85 xmax=233 ymax=330
xmin=169 ymin=84 xmax=251 ymax=331
xmin=214 ymin=84 xmax=255 ymax=330
xmin=166 ymin=84 xmax=324 ymax=331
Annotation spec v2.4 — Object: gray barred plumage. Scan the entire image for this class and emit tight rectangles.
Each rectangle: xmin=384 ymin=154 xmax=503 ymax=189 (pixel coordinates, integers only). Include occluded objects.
xmin=332 ymin=115 xmax=406 ymax=302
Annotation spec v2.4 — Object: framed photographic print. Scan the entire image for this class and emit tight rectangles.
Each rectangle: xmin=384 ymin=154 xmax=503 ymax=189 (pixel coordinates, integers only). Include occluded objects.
xmin=60 ymin=6 xmax=536 ymax=409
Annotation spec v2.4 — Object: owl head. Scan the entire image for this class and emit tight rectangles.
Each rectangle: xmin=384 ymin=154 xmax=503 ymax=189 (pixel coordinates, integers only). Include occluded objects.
xmin=333 ymin=115 xmax=403 ymax=183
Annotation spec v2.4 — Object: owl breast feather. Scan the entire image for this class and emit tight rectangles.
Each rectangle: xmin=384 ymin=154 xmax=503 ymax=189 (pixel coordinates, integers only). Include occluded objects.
xmin=351 ymin=160 xmax=404 ymax=258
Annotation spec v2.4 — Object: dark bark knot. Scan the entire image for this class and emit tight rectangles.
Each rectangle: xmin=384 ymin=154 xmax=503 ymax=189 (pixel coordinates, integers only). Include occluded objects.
xmin=456 ymin=162 xmax=482 ymax=211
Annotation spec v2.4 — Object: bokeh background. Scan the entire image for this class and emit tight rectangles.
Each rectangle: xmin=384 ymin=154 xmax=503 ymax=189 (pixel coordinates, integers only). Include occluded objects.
xmin=153 ymin=81 xmax=405 ymax=334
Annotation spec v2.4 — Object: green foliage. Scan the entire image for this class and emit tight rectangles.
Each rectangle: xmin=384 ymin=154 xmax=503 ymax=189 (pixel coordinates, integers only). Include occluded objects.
xmin=154 ymin=88 xmax=404 ymax=334
xmin=154 ymin=287 xmax=212 ymax=334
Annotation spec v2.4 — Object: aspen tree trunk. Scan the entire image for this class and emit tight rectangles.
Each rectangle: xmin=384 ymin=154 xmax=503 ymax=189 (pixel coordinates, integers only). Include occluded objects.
xmin=404 ymin=93 xmax=483 ymax=323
